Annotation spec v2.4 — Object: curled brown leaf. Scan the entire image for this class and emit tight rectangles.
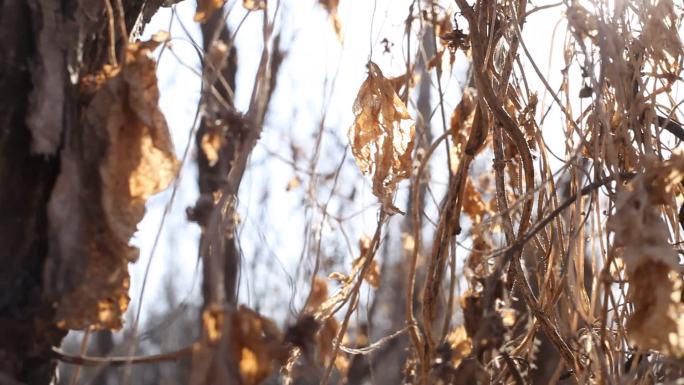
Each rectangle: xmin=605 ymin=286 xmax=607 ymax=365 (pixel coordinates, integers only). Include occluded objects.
xmin=47 ymin=37 xmax=179 ymax=330
xmin=348 ymin=62 xmax=415 ymax=213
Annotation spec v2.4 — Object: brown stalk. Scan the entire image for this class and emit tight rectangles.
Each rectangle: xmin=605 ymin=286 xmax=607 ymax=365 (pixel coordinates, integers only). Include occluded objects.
xmin=455 ymin=0 xmax=584 ymax=375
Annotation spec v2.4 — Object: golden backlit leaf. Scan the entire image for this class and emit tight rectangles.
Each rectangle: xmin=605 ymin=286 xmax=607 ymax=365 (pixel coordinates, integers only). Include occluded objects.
xmin=192 ymin=304 xmax=286 ymax=385
xmin=350 ymin=234 xmax=380 ymax=288
xmin=317 ymin=317 xmax=340 ymax=366
xmin=449 ymin=88 xmax=476 ymax=173
xmin=446 ymin=325 xmax=472 ymax=367
xmin=639 ymin=1 xmax=681 ymax=68
xmin=462 ymin=180 xmax=487 ymax=224
xmin=243 ymin=0 xmax=266 ymax=11
xmin=200 ymin=128 xmax=222 ymax=167
xmin=609 ymin=156 xmax=684 ymax=356
xmin=195 ymin=0 xmax=225 ymax=22
xmin=231 ymin=305 xmax=285 ymax=385
xmin=328 ymin=271 xmax=349 ymax=283
xmin=150 ymin=30 xmax=171 ymax=43
xmin=286 ymin=175 xmax=301 ymax=191
xmin=626 ymin=261 xmax=684 ymax=357
xmin=644 ymin=150 xmax=684 ymax=204
xmin=202 ymin=306 xmax=225 ymax=343
xmin=305 ymin=276 xmax=330 ymax=313
xmin=402 ymin=233 xmax=415 ymax=253
xmin=240 ymin=348 xmax=260 ymax=380
xmin=349 ymin=62 xmax=415 ymax=213
xmin=319 ymin=0 xmax=342 ymax=41
xmin=334 ymin=352 xmax=351 ymax=379
xmin=364 ymin=260 xmax=381 ymax=288
xmin=500 ymin=308 xmax=516 ymax=328
xmin=47 ymin=36 xmax=179 ymax=330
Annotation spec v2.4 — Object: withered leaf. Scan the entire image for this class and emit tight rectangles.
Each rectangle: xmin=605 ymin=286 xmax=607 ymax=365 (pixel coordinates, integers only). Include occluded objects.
xmin=231 ymin=305 xmax=285 ymax=385
xmin=462 ymin=180 xmax=487 ymax=224
xmin=47 ymin=37 xmax=179 ymax=330
xmin=446 ymin=326 xmax=472 ymax=367
xmin=195 ymin=0 xmax=225 ymax=22
xmin=200 ymin=127 xmax=223 ymax=167
xmin=449 ymin=88 xmax=476 ymax=172
xmin=285 ymin=175 xmax=301 ymax=191
xmin=192 ymin=305 xmax=286 ymax=385
xmin=348 ymin=62 xmax=415 ymax=213
xmin=317 ymin=317 xmax=340 ymax=366
xmin=608 ymin=152 xmax=684 ymax=356
xmin=305 ymin=276 xmax=330 ymax=313
xmin=243 ymin=0 xmax=266 ymax=11
xmin=201 ymin=306 xmax=225 ymax=343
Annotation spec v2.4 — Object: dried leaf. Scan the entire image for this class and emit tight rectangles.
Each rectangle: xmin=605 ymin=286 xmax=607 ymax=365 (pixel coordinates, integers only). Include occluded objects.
xmin=328 ymin=271 xmax=349 ymax=284
xmin=351 ymin=235 xmax=380 ymax=288
xmin=243 ymin=0 xmax=266 ymax=11
xmin=285 ymin=176 xmax=301 ymax=191
xmin=519 ymin=93 xmax=538 ymax=150
xmin=204 ymin=40 xmax=230 ymax=85
xmin=317 ymin=317 xmax=340 ymax=366
xmin=427 ymin=49 xmax=445 ymax=71
xmin=349 ymin=62 xmax=415 ymax=213
xmin=201 ymin=306 xmax=225 ymax=343
xmin=334 ymin=352 xmax=351 ymax=379
xmin=446 ymin=326 xmax=472 ymax=367
xmin=402 ymin=233 xmax=415 ymax=253
xmin=639 ymin=0 xmax=681 ymax=68
xmin=200 ymin=128 xmax=222 ymax=167
xmin=47 ymin=37 xmax=179 ymax=330
xmin=305 ymin=276 xmax=330 ymax=313
xmin=449 ymin=88 xmax=476 ymax=173
xmin=566 ymin=4 xmax=598 ymax=40
xmin=462 ymin=180 xmax=487 ymax=224
xmin=239 ymin=348 xmax=260 ymax=381
xmin=195 ymin=0 xmax=225 ymax=22
xmin=465 ymin=229 xmax=492 ymax=280
xmin=365 ymin=260 xmax=381 ymax=288
xmin=231 ymin=305 xmax=286 ymax=384
xmin=626 ymin=261 xmax=684 ymax=356
xmin=609 ymin=153 xmax=684 ymax=356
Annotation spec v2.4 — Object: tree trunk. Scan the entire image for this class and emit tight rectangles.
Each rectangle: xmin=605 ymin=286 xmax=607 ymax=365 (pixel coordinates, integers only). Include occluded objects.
xmin=0 ymin=1 xmax=165 ymax=383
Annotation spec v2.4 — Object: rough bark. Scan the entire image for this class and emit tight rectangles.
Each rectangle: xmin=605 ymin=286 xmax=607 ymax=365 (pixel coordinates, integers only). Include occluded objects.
xmin=0 ymin=4 xmax=62 ymax=382
xmin=0 ymin=1 xmax=166 ymax=383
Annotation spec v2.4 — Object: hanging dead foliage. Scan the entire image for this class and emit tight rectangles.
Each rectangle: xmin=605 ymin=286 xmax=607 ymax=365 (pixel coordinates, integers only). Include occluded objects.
xmin=195 ymin=0 xmax=226 ymax=22
xmin=462 ymin=180 xmax=487 ymax=224
xmin=348 ymin=62 xmax=415 ymax=213
xmin=445 ymin=325 xmax=473 ymax=368
xmin=449 ymin=87 xmax=477 ymax=172
xmin=243 ymin=0 xmax=267 ymax=11
xmin=328 ymin=235 xmax=381 ymax=289
xmin=192 ymin=305 xmax=287 ymax=385
xmin=46 ymin=33 xmax=179 ymax=330
xmin=232 ymin=306 xmax=286 ymax=385
xmin=609 ymin=151 xmax=684 ymax=356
